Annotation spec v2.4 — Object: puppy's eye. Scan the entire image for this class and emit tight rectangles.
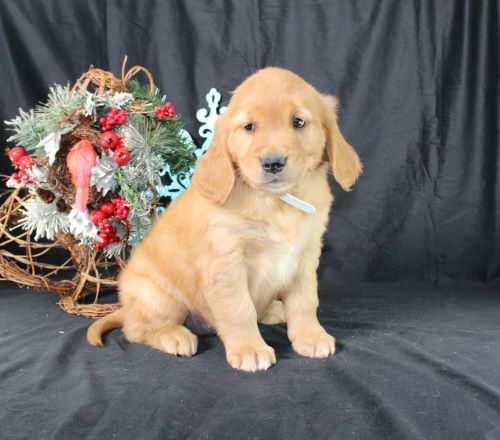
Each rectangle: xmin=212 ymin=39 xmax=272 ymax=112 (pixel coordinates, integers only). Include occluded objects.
xmin=243 ymin=123 xmax=255 ymax=131
xmin=292 ymin=117 xmax=306 ymax=128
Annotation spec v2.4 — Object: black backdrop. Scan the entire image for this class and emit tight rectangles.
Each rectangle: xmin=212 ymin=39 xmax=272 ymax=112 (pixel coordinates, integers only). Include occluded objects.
xmin=1 ymin=2 xmax=500 ymax=439
xmin=1 ymin=0 xmax=498 ymax=284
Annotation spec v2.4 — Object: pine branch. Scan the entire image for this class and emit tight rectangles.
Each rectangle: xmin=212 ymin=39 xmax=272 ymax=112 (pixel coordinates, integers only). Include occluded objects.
xmin=35 ymin=84 xmax=86 ymax=131
xmin=115 ymin=168 xmax=151 ymax=208
xmin=127 ymin=79 xmax=164 ymax=108
xmin=155 ymin=116 xmax=197 ymax=173
xmin=119 ymin=113 xmax=196 ymax=174
xmin=5 ymin=84 xmax=85 ymax=152
xmin=4 ymin=108 xmax=46 ymax=150
xmin=16 ymin=198 xmax=70 ymax=240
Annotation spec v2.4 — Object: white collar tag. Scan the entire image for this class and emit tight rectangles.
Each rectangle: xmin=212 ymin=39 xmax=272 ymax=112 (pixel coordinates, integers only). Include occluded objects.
xmin=279 ymin=193 xmax=316 ymax=214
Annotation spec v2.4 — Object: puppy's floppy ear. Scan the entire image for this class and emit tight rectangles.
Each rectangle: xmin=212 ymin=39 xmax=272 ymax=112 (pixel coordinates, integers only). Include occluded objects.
xmin=191 ymin=112 xmax=235 ymax=204
xmin=322 ymin=95 xmax=362 ymax=191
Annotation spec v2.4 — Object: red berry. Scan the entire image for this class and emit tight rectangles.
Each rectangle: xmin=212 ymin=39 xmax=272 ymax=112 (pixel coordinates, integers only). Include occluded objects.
xmin=8 ymin=147 xmax=26 ymax=164
xmin=113 ymin=137 xmax=124 ymax=149
xmin=90 ymin=209 xmax=107 ymax=224
xmin=94 ymin=236 xmax=109 ymax=248
xmin=99 ymin=201 xmax=115 ymax=217
xmin=18 ymin=155 xmax=34 ymax=170
xmin=20 ymin=173 xmax=30 ymax=182
xmin=98 ymin=230 xmax=109 ymax=239
xmin=99 ymin=131 xmax=118 ymax=149
xmin=113 ymin=147 xmax=131 ymax=166
xmin=117 ymin=212 xmax=128 ymax=221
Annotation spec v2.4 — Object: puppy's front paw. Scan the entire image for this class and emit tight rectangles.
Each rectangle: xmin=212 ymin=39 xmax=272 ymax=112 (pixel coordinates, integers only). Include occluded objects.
xmin=291 ymin=327 xmax=336 ymax=358
xmin=226 ymin=343 xmax=276 ymax=372
xmin=159 ymin=325 xmax=198 ymax=357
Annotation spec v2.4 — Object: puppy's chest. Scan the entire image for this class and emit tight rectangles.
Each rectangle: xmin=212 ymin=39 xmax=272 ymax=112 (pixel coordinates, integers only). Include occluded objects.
xmin=243 ymin=218 xmax=307 ymax=294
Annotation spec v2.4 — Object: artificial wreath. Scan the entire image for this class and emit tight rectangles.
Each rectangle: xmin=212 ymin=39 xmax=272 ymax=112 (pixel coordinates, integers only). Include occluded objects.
xmin=0 ymin=58 xmax=196 ymax=316
xmin=5 ymin=67 xmax=194 ymax=254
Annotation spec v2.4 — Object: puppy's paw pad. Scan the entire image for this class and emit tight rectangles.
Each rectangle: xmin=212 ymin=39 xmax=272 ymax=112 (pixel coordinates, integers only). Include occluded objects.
xmin=259 ymin=300 xmax=286 ymax=325
xmin=292 ymin=331 xmax=335 ymax=358
xmin=227 ymin=344 xmax=276 ymax=372
xmin=160 ymin=326 xmax=198 ymax=357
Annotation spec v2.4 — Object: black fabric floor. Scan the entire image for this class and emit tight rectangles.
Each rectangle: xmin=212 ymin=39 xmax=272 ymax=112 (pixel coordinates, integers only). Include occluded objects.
xmin=1 ymin=282 xmax=499 ymax=440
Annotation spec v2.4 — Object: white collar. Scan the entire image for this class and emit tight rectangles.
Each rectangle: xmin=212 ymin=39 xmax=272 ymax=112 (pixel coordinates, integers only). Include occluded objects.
xmin=279 ymin=193 xmax=316 ymax=214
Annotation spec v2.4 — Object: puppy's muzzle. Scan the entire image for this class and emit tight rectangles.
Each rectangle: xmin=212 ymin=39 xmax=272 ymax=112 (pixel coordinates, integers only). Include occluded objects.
xmin=261 ymin=155 xmax=287 ymax=174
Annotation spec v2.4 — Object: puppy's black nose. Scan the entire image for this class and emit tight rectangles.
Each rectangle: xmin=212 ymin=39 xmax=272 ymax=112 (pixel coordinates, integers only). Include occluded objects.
xmin=261 ymin=155 xmax=287 ymax=174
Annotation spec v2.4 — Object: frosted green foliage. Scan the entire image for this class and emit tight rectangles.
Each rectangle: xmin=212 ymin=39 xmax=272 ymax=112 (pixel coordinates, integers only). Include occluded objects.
xmin=106 ymin=92 xmax=135 ymax=109
xmin=16 ymin=199 xmax=70 ymax=241
xmin=68 ymin=209 xmax=98 ymax=246
xmin=27 ymin=165 xmax=48 ymax=184
xmin=119 ymin=113 xmax=195 ymax=174
xmin=5 ymin=84 xmax=84 ymax=153
xmin=5 ymin=108 xmax=45 ymax=150
xmin=104 ymin=241 xmax=126 ymax=258
xmin=89 ymin=92 xmax=134 ymax=115
xmin=127 ymin=204 xmax=153 ymax=246
xmin=115 ymin=167 xmax=155 ymax=211
xmin=35 ymin=84 xmax=85 ymax=132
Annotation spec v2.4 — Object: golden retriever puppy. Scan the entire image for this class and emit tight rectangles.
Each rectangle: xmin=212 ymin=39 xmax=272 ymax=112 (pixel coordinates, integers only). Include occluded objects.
xmin=87 ymin=67 xmax=362 ymax=372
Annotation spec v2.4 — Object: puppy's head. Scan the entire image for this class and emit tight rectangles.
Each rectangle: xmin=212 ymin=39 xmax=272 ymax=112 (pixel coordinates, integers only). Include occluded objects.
xmin=192 ymin=68 xmax=362 ymax=204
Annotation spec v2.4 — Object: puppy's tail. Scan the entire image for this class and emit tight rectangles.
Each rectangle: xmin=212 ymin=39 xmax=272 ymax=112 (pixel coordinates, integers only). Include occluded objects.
xmin=87 ymin=308 xmax=125 ymax=347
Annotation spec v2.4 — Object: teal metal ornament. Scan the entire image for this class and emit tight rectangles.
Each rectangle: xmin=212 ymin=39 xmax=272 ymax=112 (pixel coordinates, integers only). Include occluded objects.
xmin=155 ymin=88 xmax=227 ymax=214
xmin=195 ymin=87 xmax=228 ymax=153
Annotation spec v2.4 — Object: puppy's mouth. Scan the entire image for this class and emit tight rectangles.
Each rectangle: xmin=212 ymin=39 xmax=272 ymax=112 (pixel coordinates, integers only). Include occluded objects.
xmin=263 ymin=177 xmax=290 ymax=193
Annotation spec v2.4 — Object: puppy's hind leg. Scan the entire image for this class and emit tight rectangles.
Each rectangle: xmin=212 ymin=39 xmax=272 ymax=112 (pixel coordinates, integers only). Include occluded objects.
xmin=120 ymin=274 xmax=198 ymax=357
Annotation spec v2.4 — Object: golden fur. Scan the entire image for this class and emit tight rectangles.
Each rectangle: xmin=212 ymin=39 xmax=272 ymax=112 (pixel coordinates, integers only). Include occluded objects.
xmin=87 ymin=68 xmax=362 ymax=372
